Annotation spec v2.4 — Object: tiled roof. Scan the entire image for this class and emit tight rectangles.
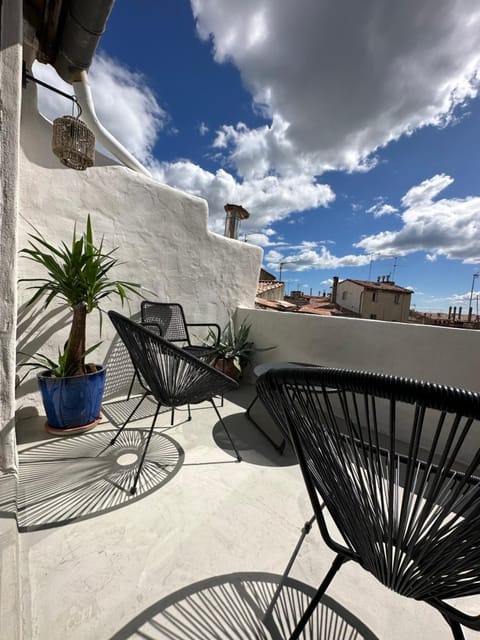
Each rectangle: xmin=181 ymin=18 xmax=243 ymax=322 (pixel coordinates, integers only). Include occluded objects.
xmin=297 ymin=296 xmax=351 ymax=317
xmin=345 ymin=279 xmax=412 ymax=294
xmin=255 ymin=298 xmax=297 ymax=311
xmin=257 ymin=281 xmax=284 ymax=295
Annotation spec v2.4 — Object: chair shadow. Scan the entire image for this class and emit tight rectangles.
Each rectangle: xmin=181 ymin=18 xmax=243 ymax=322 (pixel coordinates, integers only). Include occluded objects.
xmin=17 ymin=429 xmax=184 ymax=531
xmin=110 ymin=571 xmax=379 ymax=640
xmin=101 ymin=395 xmax=170 ymax=428
xmin=0 ymin=473 xmax=18 ymax=520
xmin=212 ymin=411 xmax=297 ymax=467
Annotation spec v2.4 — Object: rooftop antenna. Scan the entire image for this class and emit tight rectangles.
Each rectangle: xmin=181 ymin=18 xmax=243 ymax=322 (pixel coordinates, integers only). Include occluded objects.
xmin=391 ymin=256 xmax=398 ymax=281
xmin=368 ymin=253 xmax=376 ymax=281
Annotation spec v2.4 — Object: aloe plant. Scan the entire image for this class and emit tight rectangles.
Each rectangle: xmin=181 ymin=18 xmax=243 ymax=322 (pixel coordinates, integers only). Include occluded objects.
xmin=205 ymin=318 xmax=275 ymax=374
xmin=20 ymin=215 xmax=142 ymax=377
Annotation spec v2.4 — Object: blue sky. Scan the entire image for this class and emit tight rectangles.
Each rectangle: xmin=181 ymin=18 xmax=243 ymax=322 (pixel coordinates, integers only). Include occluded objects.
xmin=34 ymin=0 xmax=480 ymax=312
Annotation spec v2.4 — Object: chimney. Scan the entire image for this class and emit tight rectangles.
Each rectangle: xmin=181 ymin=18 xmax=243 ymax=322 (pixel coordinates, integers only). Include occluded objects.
xmin=331 ymin=276 xmax=339 ymax=304
xmin=453 ymin=306 xmax=457 ymax=321
xmin=385 ymin=274 xmax=390 ymax=282
xmin=224 ymin=203 xmax=250 ymax=239
xmin=448 ymin=306 xmax=452 ymax=320
xmin=458 ymin=306 xmax=462 ymax=320
xmin=377 ymin=276 xmax=381 ymax=283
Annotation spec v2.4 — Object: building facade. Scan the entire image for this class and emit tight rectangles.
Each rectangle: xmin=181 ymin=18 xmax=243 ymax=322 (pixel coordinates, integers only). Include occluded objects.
xmin=334 ymin=276 xmax=412 ymax=322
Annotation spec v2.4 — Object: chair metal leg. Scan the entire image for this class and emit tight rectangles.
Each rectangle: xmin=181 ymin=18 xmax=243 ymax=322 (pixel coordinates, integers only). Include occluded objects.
xmin=126 ymin=372 xmax=137 ymax=401
xmin=130 ymin=402 xmax=162 ymax=495
xmin=210 ymin=400 xmax=242 ymax=462
xmin=443 ymin=616 xmax=466 ymax=640
xmin=263 ymin=515 xmax=316 ymax=621
xmin=170 ymin=407 xmax=175 ymax=426
xmin=289 ymin=554 xmax=348 ymax=640
xmin=110 ymin=392 xmax=149 ymax=445
xmin=245 ymin=394 xmax=286 ymax=454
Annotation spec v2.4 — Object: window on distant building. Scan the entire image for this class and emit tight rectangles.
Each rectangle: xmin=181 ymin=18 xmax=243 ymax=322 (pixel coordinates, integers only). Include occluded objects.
xmin=370 ymin=314 xmax=377 ymax=319
xmin=342 ymin=291 xmax=347 ymax=300
xmin=372 ymin=291 xmax=378 ymax=302
xmin=394 ymin=294 xmax=400 ymax=304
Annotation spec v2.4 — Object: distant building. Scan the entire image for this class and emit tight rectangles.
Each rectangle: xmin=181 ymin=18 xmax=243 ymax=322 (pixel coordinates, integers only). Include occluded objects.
xmin=409 ymin=306 xmax=480 ymax=329
xmin=256 ymin=267 xmax=286 ymax=307
xmin=333 ymin=275 xmax=412 ymax=322
xmin=259 ymin=268 xmax=277 ymax=281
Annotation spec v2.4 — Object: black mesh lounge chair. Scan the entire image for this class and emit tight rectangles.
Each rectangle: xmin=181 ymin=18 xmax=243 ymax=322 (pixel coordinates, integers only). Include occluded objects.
xmin=141 ymin=301 xmax=221 ymax=361
xmin=257 ymin=366 xmax=480 ymax=640
xmin=108 ymin=311 xmax=242 ymax=495
xmin=136 ymin=301 xmax=225 ymax=414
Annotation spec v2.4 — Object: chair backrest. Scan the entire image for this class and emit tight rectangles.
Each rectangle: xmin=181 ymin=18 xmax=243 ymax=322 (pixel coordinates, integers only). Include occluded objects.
xmin=108 ymin=311 xmax=237 ymax=407
xmin=257 ymin=366 xmax=480 ymax=601
xmin=141 ymin=301 xmax=190 ymax=344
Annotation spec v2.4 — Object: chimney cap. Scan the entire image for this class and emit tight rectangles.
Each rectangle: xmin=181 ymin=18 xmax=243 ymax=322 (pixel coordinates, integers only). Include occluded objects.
xmin=224 ymin=203 xmax=250 ymax=220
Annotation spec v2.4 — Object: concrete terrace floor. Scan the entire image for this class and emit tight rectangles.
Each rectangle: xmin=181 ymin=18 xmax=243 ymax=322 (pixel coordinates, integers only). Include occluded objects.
xmin=13 ymin=385 xmax=480 ymax=640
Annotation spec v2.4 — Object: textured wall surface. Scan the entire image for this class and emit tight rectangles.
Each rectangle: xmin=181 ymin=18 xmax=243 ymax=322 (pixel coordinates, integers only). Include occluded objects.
xmin=0 ymin=3 xmax=22 ymax=638
xmin=15 ymin=81 xmax=262 ymax=417
xmin=239 ymin=306 xmax=480 ymax=391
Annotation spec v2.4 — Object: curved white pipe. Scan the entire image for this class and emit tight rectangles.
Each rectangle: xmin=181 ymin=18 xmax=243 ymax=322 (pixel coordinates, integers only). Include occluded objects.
xmin=73 ymin=71 xmax=151 ymax=177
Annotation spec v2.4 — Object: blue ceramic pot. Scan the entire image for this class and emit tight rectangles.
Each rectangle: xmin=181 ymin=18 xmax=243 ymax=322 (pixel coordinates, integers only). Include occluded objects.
xmin=37 ymin=365 xmax=106 ymax=430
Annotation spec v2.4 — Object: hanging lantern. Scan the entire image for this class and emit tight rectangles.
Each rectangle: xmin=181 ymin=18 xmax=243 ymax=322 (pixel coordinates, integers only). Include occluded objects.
xmin=52 ymin=100 xmax=95 ymax=171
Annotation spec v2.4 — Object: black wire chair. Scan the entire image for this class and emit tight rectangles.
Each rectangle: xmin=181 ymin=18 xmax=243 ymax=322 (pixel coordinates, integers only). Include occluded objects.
xmin=257 ymin=366 xmax=480 ymax=640
xmin=141 ymin=301 xmax=220 ymax=361
xmin=108 ymin=311 xmax=242 ymax=495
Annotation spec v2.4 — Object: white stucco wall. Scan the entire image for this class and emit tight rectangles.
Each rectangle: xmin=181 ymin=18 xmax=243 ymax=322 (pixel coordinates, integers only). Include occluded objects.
xmin=237 ymin=307 xmax=480 ymax=391
xmin=15 ymin=77 xmax=262 ymax=417
xmin=236 ymin=308 xmax=480 ymax=463
xmin=0 ymin=3 xmax=22 ymax=638
xmin=1 ymin=0 xmax=21 ymax=473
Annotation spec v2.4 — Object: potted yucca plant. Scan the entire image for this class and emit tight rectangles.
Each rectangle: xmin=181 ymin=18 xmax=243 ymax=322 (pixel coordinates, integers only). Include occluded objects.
xmin=20 ymin=214 xmax=142 ymax=433
xmin=204 ymin=318 xmax=275 ymax=380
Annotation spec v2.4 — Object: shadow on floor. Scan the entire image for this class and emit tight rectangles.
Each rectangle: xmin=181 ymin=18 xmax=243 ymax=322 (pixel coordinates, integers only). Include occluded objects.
xmin=101 ymin=395 xmax=181 ymax=428
xmin=17 ymin=429 xmax=184 ymax=531
xmin=213 ymin=411 xmax=297 ymax=467
xmin=110 ymin=571 xmax=379 ymax=640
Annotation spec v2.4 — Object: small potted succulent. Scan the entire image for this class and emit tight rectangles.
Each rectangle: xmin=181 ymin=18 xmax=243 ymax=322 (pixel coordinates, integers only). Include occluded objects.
xmin=205 ymin=317 xmax=275 ymax=380
xmin=19 ymin=215 xmax=142 ymax=433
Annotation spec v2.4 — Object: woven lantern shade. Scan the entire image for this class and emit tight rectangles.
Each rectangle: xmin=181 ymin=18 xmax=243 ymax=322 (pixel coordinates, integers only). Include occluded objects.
xmin=52 ymin=115 xmax=95 ymax=170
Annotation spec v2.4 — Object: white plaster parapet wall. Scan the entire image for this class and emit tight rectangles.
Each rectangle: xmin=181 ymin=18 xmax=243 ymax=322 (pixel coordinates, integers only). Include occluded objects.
xmin=236 ymin=307 xmax=480 ymax=391
xmin=16 ymin=80 xmax=262 ymax=416
xmin=236 ymin=308 xmax=480 ymax=462
xmin=1 ymin=0 xmax=21 ymax=474
xmin=0 ymin=3 xmax=23 ymax=638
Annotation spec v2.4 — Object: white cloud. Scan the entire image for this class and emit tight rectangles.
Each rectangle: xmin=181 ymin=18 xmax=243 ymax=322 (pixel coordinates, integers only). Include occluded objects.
xmin=264 ymin=245 xmax=372 ymax=272
xmin=245 ymin=233 xmax=287 ymax=247
xmin=367 ymin=201 xmax=398 ymax=218
xmin=192 ymin=0 xmax=480 ymax=176
xmin=401 ymin=174 xmax=454 ymax=208
xmin=199 ymin=122 xmax=209 ymax=136
xmin=151 ymin=160 xmax=335 ymax=233
xmin=356 ymin=174 xmax=480 ymax=263
xmin=33 ymin=54 xmax=167 ymax=164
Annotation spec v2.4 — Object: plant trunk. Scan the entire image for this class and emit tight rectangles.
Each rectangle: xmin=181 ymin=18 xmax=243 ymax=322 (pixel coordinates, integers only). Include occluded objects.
xmin=66 ymin=304 xmax=87 ymax=376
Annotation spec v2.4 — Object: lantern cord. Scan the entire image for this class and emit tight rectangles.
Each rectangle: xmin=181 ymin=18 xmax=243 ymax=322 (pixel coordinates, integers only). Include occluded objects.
xmin=22 ymin=63 xmax=79 ymax=109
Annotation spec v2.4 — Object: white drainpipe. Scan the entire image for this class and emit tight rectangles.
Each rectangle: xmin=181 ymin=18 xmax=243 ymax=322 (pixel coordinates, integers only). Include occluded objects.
xmin=73 ymin=70 xmax=151 ymax=177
